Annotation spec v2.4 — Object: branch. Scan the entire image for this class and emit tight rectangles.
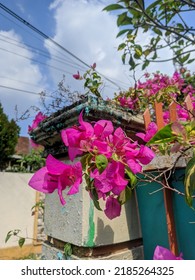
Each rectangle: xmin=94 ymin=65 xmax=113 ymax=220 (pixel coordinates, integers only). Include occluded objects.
xmin=180 ymin=0 xmax=195 ymax=9
xmin=128 ymin=2 xmax=195 ymax=43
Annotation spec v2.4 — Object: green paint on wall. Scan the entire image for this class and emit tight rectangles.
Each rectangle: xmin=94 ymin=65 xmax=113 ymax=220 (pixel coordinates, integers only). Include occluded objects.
xmin=86 ymin=200 xmax=95 ymax=247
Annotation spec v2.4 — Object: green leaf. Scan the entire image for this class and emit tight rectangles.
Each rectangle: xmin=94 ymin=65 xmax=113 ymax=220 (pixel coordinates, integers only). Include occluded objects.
xmin=187 ymin=59 xmax=195 ymax=64
xmin=5 ymin=231 xmax=13 ymax=243
xmin=95 ymin=154 xmax=108 ymax=174
xmin=90 ymin=188 xmax=102 ymax=211
xmin=125 ymin=168 xmax=137 ymax=187
xmin=129 ymin=56 xmax=136 ymax=70
xmin=18 ymin=237 xmax=25 ymax=248
xmin=64 ymin=243 xmax=72 ymax=258
xmin=121 ymin=52 xmax=127 ymax=64
xmin=153 ymin=27 xmax=162 ymax=36
xmin=134 ymin=45 xmax=142 ymax=57
xmin=118 ymin=42 xmax=126 ymax=51
xmin=184 ymin=157 xmax=195 ymax=208
xmin=142 ymin=60 xmax=149 ymax=70
xmin=103 ymin=4 xmax=124 ymax=12
xmin=117 ymin=12 xmax=132 ymax=26
xmin=80 ymin=154 xmax=92 ymax=171
xmin=118 ymin=186 xmax=132 ymax=205
xmin=116 ymin=29 xmax=130 ymax=38
xmin=148 ymin=123 xmax=176 ymax=145
xmin=180 ymin=53 xmax=190 ymax=64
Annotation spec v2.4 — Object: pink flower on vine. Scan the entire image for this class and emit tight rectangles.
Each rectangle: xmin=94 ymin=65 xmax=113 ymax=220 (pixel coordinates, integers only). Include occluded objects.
xmin=28 ymin=112 xmax=47 ymax=132
xmin=136 ymin=122 xmax=158 ymax=142
xmin=104 ymin=196 xmax=121 ymax=220
xmin=61 ymin=111 xmax=94 ymax=160
xmin=91 ymin=160 xmax=128 ymax=196
xmin=73 ymin=71 xmax=81 ymax=80
xmin=153 ymin=246 xmax=183 ymax=260
xmin=28 ymin=154 xmax=82 ymax=205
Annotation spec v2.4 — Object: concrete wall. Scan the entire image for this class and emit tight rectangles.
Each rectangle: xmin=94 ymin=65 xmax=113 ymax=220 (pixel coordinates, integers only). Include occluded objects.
xmin=0 ymin=172 xmax=36 ymax=250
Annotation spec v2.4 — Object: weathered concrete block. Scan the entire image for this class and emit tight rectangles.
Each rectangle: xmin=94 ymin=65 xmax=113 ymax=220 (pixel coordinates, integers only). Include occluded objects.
xmin=44 ymin=173 xmax=142 ymax=247
xmin=42 ymin=241 xmax=144 ymax=260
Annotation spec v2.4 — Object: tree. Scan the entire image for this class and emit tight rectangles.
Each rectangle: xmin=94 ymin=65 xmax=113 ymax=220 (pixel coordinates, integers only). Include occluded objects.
xmin=0 ymin=103 xmax=20 ymax=170
xmin=103 ymin=0 xmax=195 ymax=70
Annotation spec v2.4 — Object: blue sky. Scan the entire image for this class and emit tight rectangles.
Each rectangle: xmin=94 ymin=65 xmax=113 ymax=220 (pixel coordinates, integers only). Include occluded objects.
xmin=0 ymin=0 xmax=194 ymax=136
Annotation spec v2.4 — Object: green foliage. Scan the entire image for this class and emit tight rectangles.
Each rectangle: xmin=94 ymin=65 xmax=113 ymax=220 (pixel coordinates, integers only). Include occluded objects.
xmin=17 ymin=149 xmax=45 ymax=172
xmin=83 ymin=67 xmax=102 ymax=98
xmin=0 ymin=103 xmax=20 ymax=170
xmin=103 ymin=0 xmax=195 ymax=70
xmin=95 ymin=154 xmax=108 ymax=174
xmin=5 ymin=229 xmax=26 ymax=247
xmin=64 ymin=243 xmax=72 ymax=259
xmin=184 ymin=156 xmax=195 ymax=208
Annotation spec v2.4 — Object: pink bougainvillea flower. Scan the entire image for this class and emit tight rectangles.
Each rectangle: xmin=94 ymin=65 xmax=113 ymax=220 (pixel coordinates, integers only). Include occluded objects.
xmin=104 ymin=196 xmax=121 ymax=220
xmin=61 ymin=111 xmax=94 ymax=160
xmin=91 ymin=160 xmax=128 ymax=195
xmin=28 ymin=112 xmax=47 ymax=132
xmin=163 ymin=111 xmax=170 ymax=124
xmin=28 ymin=154 xmax=82 ymax=205
xmin=136 ymin=145 xmax=155 ymax=165
xmin=94 ymin=119 xmax=114 ymax=140
xmin=126 ymin=145 xmax=155 ymax=174
xmin=136 ymin=122 xmax=158 ymax=142
xmin=73 ymin=71 xmax=81 ymax=80
xmin=126 ymin=158 xmax=142 ymax=174
xmin=153 ymin=246 xmax=183 ymax=260
xmin=91 ymin=62 xmax=96 ymax=70
xmin=92 ymin=139 xmax=112 ymax=157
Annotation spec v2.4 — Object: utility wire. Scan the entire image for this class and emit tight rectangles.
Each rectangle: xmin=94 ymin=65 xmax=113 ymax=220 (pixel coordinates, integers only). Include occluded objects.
xmin=0 ymin=35 xmax=87 ymax=72
xmin=0 ymin=2 xmax=126 ymax=90
xmin=0 ymin=46 xmax=73 ymax=75
xmin=0 ymin=11 xmax=82 ymax=68
xmin=0 ymin=84 xmax=55 ymax=98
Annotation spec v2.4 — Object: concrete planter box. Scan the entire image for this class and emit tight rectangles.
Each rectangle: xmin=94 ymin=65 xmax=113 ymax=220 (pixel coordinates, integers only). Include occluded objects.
xmin=30 ymin=96 xmax=144 ymax=259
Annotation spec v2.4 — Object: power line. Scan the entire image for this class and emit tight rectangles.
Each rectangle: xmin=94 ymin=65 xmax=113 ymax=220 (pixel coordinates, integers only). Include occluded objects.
xmin=0 ymin=34 xmax=87 ymax=70
xmin=0 ymin=46 xmax=73 ymax=75
xmin=0 ymin=2 xmax=126 ymax=90
xmin=0 ymin=11 xmax=82 ymax=68
xmin=0 ymin=84 xmax=54 ymax=98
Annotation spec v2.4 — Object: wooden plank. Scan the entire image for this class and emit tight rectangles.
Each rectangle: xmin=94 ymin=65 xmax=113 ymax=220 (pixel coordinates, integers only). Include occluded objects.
xmin=143 ymin=108 xmax=151 ymax=130
xmin=154 ymin=102 xmax=164 ymax=129
xmin=169 ymin=102 xmax=177 ymax=122
xmin=153 ymin=102 xmax=178 ymax=256
xmin=185 ymin=94 xmax=195 ymax=120
xmin=163 ymin=178 xmax=178 ymax=256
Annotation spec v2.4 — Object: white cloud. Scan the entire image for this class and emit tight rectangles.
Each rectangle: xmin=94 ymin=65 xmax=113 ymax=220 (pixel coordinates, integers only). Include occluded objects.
xmin=0 ymin=30 xmax=47 ymax=135
xmin=45 ymin=0 xmax=131 ymax=97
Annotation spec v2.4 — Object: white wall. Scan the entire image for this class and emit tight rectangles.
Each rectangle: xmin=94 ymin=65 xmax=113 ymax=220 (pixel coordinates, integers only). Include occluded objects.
xmin=0 ymin=172 xmax=36 ymax=248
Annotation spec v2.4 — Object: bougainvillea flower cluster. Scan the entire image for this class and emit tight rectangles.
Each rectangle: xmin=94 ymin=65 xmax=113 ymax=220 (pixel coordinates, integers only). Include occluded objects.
xmin=28 ymin=111 xmax=155 ymax=220
xmin=153 ymin=246 xmax=183 ymax=260
xmin=60 ymin=111 xmax=155 ymax=219
xmin=29 ymin=154 xmax=82 ymax=205
xmin=28 ymin=112 xmax=47 ymax=132
xmin=115 ymin=71 xmax=195 ymax=124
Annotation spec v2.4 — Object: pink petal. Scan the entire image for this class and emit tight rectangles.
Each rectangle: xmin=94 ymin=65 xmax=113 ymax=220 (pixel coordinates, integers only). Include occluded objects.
xmin=73 ymin=71 xmax=80 ymax=80
xmin=136 ymin=132 xmax=146 ymax=141
xmin=153 ymin=246 xmax=183 ymax=260
xmin=46 ymin=154 xmax=67 ymax=174
xmin=78 ymin=111 xmax=94 ymax=137
xmin=28 ymin=167 xmax=57 ymax=193
xmin=127 ymin=159 xmax=142 ymax=174
xmin=57 ymin=179 xmax=66 ymax=205
xmin=94 ymin=120 xmax=114 ymax=139
xmin=137 ymin=145 xmax=155 ymax=165
xmin=104 ymin=196 xmax=121 ymax=220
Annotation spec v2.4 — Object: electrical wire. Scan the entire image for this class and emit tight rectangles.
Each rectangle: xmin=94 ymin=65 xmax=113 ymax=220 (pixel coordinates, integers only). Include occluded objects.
xmin=0 ymin=3 xmax=127 ymax=90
